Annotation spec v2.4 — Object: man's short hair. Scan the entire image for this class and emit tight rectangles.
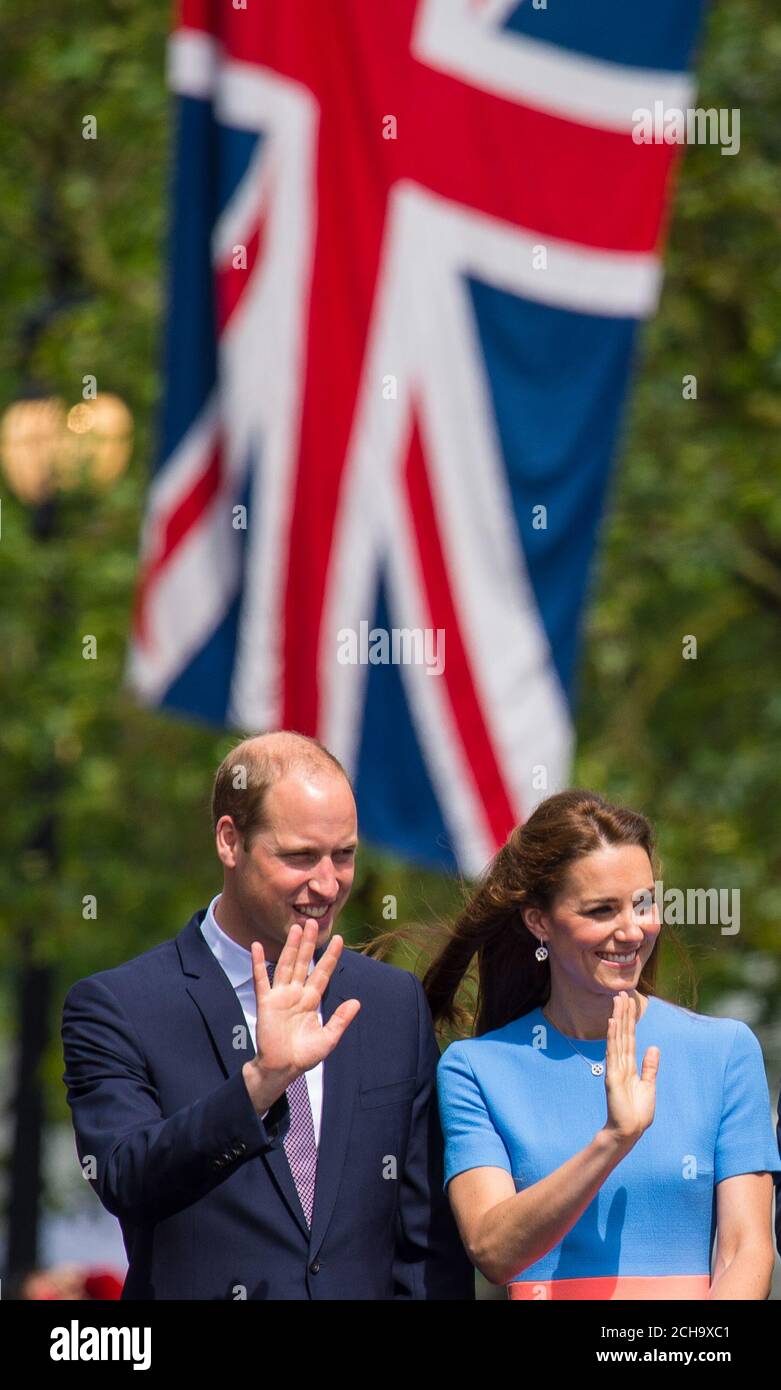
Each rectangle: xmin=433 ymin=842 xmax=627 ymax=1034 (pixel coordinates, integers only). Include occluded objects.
xmin=211 ymin=731 xmax=351 ymax=849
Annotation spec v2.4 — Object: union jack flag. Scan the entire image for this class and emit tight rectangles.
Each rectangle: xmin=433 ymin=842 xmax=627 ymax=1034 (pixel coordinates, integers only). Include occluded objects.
xmin=127 ymin=0 xmax=705 ymax=873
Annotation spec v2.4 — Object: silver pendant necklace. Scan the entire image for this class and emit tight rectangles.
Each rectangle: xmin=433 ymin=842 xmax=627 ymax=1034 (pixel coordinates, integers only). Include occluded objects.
xmin=542 ymin=1009 xmax=606 ymax=1076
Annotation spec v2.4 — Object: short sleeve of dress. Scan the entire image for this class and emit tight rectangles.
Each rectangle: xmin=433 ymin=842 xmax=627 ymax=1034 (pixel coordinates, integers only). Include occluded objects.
xmin=436 ymin=1043 xmax=513 ymax=1190
xmin=714 ymin=1022 xmax=781 ymax=1184
xmin=776 ymin=1085 xmax=781 ymax=1191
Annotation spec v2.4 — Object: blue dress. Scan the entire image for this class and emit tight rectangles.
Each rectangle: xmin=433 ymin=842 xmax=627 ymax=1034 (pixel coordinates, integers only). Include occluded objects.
xmin=437 ymin=995 xmax=781 ymax=1298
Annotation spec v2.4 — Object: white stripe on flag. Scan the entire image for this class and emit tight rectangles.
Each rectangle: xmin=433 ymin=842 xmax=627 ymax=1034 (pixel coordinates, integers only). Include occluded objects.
xmin=167 ymin=27 xmax=221 ymax=100
xmin=413 ymin=0 xmax=695 ymax=133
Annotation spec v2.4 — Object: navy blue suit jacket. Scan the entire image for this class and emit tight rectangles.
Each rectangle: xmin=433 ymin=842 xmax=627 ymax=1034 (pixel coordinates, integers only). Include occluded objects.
xmin=61 ymin=909 xmax=475 ymax=1300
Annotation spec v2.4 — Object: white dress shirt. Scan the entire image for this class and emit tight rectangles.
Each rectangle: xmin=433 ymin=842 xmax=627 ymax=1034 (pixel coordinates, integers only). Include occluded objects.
xmin=199 ymin=894 xmax=324 ymax=1146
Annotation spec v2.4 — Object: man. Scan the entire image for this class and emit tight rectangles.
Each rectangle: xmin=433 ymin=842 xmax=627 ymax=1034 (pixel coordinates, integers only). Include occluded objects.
xmin=62 ymin=731 xmax=474 ymax=1300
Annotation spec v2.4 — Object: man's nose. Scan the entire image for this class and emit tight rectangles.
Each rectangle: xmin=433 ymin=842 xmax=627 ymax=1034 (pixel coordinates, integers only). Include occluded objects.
xmin=308 ymin=861 xmax=339 ymax=899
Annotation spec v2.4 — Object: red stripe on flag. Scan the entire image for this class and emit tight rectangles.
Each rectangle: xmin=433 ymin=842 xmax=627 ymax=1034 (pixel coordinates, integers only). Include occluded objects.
xmin=215 ymin=217 xmax=265 ymax=333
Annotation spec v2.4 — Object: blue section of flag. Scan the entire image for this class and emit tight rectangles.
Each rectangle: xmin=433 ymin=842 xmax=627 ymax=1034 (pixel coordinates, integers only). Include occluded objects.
xmin=156 ymin=98 xmax=218 ymax=475
xmin=355 ymin=577 xmax=457 ymax=871
xmin=217 ymin=124 xmax=261 ymax=213
xmin=502 ymin=0 xmax=707 ymax=73
xmin=156 ymin=104 xmax=262 ymax=475
xmin=161 ymin=591 xmax=242 ymax=725
xmin=467 ymin=279 xmax=637 ymax=703
xmin=161 ymin=452 xmax=256 ymax=724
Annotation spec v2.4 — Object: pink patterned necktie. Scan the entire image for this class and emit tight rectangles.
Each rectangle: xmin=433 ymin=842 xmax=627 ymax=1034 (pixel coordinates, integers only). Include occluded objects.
xmin=265 ymin=960 xmax=318 ymax=1227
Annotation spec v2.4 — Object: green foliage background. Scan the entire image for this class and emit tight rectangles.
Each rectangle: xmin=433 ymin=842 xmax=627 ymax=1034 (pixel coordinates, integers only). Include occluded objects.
xmin=1 ymin=0 xmax=780 ymax=1141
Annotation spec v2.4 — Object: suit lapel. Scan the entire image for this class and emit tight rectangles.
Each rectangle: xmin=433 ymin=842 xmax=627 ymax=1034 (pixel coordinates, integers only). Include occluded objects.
xmin=176 ymin=912 xmax=310 ymax=1240
xmin=178 ymin=912 xmax=250 ymax=1079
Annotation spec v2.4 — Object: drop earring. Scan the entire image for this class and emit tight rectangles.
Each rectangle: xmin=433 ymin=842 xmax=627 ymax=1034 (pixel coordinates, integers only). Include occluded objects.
xmin=535 ymin=944 xmax=549 ymax=962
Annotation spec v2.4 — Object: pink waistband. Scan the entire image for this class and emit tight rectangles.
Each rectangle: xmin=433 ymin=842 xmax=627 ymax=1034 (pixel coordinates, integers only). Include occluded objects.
xmin=508 ymin=1274 xmax=710 ymax=1301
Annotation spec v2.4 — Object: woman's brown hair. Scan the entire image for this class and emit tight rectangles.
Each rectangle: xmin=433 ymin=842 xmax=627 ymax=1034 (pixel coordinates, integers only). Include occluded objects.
xmin=367 ymin=788 xmax=696 ymax=1038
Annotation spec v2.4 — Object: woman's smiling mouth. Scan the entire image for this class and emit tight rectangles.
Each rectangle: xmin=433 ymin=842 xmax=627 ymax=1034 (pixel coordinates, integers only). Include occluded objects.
xmin=595 ymin=949 xmax=639 ymax=967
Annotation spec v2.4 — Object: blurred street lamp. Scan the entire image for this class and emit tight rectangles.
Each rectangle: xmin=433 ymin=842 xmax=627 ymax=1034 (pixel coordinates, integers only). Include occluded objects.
xmin=1 ymin=392 xmax=133 ymax=502
xmin=0 ymin=391 xmax=132 ymax=1283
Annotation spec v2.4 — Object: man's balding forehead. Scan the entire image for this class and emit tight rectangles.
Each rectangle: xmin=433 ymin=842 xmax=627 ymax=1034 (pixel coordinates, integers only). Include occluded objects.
xmin=229 ymin=731 xmax=348 ymax=779
xmin=237 ymin=730 xmax=323 ymax=759
xmin=211 ymin=729 xmax=353 ymax=842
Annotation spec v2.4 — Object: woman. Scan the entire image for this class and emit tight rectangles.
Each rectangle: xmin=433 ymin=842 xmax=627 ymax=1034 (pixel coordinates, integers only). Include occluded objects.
xmin=432 ymin=790 xmax=780 ymax=1299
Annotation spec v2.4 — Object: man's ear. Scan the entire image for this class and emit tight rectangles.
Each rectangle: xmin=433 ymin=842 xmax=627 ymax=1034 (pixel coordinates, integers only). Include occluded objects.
xmin=215 ymin=815 xmax=241 ymax=868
